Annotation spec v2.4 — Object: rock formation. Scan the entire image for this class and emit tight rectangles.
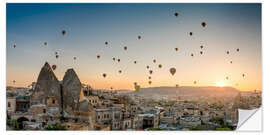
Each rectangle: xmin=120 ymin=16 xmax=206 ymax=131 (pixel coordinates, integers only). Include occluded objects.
xmin=31 ymin=62 xmax=62 ymax=109
xmin=62 ymin=68 xmax=82 ymax=113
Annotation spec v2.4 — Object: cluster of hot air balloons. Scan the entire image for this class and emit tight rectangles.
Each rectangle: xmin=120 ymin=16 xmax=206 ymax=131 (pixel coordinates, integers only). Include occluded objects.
xmin=11 ymin=10 xmax=249 ymax=91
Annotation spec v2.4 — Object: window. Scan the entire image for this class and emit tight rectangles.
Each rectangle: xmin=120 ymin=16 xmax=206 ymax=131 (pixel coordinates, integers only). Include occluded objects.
xmin=8 ymin=102 xmax=11 ymax=107
xmin=52 ymin=100 xmax=55 ymax=104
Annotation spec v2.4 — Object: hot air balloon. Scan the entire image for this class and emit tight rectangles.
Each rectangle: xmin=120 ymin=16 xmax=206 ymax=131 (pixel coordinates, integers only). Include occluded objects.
xmin=55 ymin=52 xmax=58 ymax=55
xmin=134 ymin=61 xmax=137 ymax=64
xmin=158 ymin=64 xmax=162 ymax=68
xmin=200 ymin=45 xmax=203 ymax=49
xmin=189 ymin=32 xmax=193 ymax=36
xmin=153 ymin=59 xmax=156 ymax=63
xmin=237 ymin=48 xmax=240 ymax=52
xmin=149 ymin=70 xmax=153 ymax=74
xmin=135 ymin=85 xmax=140 ymax=91
xmin=124 ymin=46 xmax=127 ymax=51
xmin=110 ymin=87 xmax=113 ymax=90
xmin=201 ymin=22 xmax=206 ymax=27
xmin=56 ymin=55 xmax=59 ymax=59
xmin=174 ymin=12 xmax=179 ymax=17
xmin=113 ymin=57 xmax=116 ymax=61
xmin=146 ymin=66 xmax=150 ymax=69
xmin=226 ymin=51 xmax=229 ymax=54
xmin=52 ymin=65 xmax=57 ymax=70
xmin=13 ymin=44 xmax=16 ymax=48
xmin=194 ymin=81 xmax=197 ymax=84
xmin=191 ymin=53 xmax=194 ymax=57
xmin=13 ymin=80 xmax=16 ymax=84
xmin=44 ymin=42 xmax=48 ymax=46
xmin=118 ymin=70 xmax=122 ymax=74
xmin=242 ymin=74 xmax=245 ymax=78
xmin=117 ymin=59 xmax=121 ymax=62
xmin=230 ymin=61 xmax=233 ymax=64
xmin=103 ymin=73 xmax=107 ymax=78
xmin=148 ymin=76 xmax=151 ymax=80
xmin=200 ymin=51 xmax=203 ymax=55
xmin=148 ymin=81 xmax=152 ymax=85
xmin=138 ymin=36 xmax=141 ymax=40
xmin=175 ymin=48 xmax=178 ymax=51
xmin=97 ymin=55 xmax=100 ymax=59
xmin=226 ymin=76 xmax=229 ymax=80
xmin=176 ymin=84 xmax=179 ymax=88
xmin=62 ymin=30 xmax=66 ymax=35
xmin=73 ymin=57 xmax=77 ymax=60
xmin=134 ymin=82 xmax=137 ymax=86
xmin=105 ymin=41 xmax=108 ymax=45
xmin=170 ymin=68 xmax=176 ymax=76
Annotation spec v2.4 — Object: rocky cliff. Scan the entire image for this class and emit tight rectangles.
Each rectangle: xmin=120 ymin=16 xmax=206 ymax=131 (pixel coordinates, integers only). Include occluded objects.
xmin=62 ymin=68 xmax=82 ymax=113
xmin=31 ymin=62 xmax=61 ymax=107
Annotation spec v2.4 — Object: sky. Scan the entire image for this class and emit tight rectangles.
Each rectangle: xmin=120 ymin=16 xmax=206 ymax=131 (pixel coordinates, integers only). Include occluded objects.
xmin=6 ymin=3 xmax=261 ymax=91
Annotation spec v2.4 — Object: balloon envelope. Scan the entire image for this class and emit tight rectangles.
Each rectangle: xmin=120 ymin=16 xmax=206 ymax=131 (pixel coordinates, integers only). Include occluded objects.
xmin=201 ymin=22 xmax=206 ymax=27
xmin=170 ymin=68 xmax=176 ymax=75
xmin=135 ymin=85 xmax=140 ymax=91
xmin=52 ymin=65 xmax=57 ymax=70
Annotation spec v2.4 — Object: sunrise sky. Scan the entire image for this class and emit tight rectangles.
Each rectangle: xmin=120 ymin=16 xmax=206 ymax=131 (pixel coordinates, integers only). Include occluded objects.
xmin=6 ymin=3 xmax=261 ymax=91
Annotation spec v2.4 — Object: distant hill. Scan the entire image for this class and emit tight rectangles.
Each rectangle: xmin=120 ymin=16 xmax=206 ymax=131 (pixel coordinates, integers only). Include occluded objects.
xmin=133 ymin=86 xmax=240 ymax=99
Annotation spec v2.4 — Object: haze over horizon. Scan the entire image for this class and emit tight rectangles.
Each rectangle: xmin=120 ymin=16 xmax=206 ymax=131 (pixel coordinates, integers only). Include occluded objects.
xmin=6 ymin=3 xmax=261 ymax=91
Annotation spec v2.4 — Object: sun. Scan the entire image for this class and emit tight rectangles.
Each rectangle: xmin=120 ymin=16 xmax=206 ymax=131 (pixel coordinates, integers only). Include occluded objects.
xmin=217 ymin=82 xmax=226 ymax=87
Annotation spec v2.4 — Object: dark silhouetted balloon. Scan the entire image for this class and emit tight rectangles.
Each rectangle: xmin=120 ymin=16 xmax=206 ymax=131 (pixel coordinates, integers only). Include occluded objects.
xmin=189 ymin=32 xmax=193 ymax=36
xmin=201 ymin=22 xmax=206 ymax=27
xmin=230 ymin=61 xmax=233 ymax=64
xmin=118 ymin=70 xmax=122 ymax=74
xmin=134 ymin=82 xmax=137 ymax=86
xmin=138 ymin=36 xmax=141 ymax=40
xmin=44 ymin=42 xmax=48 ymax=46
xmin=191 ymin=53 xmax=194 ymax=57
xmin=146 ymin=66 xmax=150 ymax=69
xmin=113 ymin=57 xmax=116 ymax=61
xmin=170 ymin=68 xmax=176 ymax=76
xmin=175 ymin=48 xmax=178 ymax=51
xmin=148 ymin=81 xmax=152 ymax=85
xmin=97 ymin=55 xmax=100 ymax=59
xmin=105 ymin=41 xmax=108 ymax=45
xmin=226 ymin=76 xmax=229 ymax=80
xmin=103 ymin=73 xmax=107 ymax=78
xmin=200 ymin=51 xmax=203 ymax=55
xmin=56 ymin=55 xmax=59 ymax=59
xmin=134 ymin=61 xmax=137 ymax=64
xmin=110 ymin=87 xmax=113 ymax=90
xmin=153 ymin=59 xmax=156 ymax=63
xmin=200 ymin=45 xmax=203 ymax=49
xmin=62 ymin=30 xmax=66 ymax=35
xmin=237 ymin=48 xmax=240 ymax=52
xmin=124 ymin=46 xmax=127 ymax=51
xmin=174 ymin=12 xmax=179 ymax=17
xmin=73 ymin=57 xmax=77 ymax=60
xmin=117 ymin=59 xmax=120 ymax=62
xmin=52 ymin=65 xmax=57 ymax=70
xmin=149 ymin=70 xmax=153 ymax=74
xmin=148 ymin=76 xmax=151 ymax=80
xmin=13 ymin=80 xmax=16 ymax=84
xmin=13 ymin=44 xmax=16 ymax=48
xmin=226 ymin=51 xmax=229 ymax=54
xmin=242 ymin=74 xmax=245 ymax=78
